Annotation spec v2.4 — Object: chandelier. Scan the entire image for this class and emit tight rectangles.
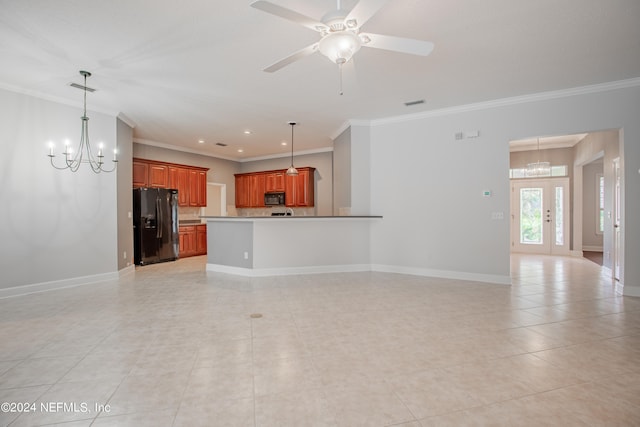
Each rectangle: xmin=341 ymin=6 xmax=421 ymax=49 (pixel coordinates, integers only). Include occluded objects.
xmin=286 ymin=121 xmax=298 ymax=176
xmin=526 ymin=138 xmax=550 ymax=177
xmin=48 ymin=71 xmax=118 ymax=173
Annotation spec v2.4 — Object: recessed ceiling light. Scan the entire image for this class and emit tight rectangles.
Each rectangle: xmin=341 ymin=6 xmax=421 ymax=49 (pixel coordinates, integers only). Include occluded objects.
xmin=244 ymin=130 xmax=252 ymax=135
xmin=198 ymin=139 xmax=205 ymax=144
xmin=237 ymin=148 xmax=244 ymax=153
xmin=281 ymin=141 xmax=287 ymax=146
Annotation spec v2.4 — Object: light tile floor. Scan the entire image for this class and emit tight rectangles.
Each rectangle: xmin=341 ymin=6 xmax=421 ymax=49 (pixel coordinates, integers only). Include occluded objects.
xmin=1 ymin=254 xmax=639 ymax=426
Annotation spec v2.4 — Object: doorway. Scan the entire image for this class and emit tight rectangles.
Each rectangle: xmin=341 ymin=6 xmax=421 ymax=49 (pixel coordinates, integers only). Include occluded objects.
xmin=511 ymin=178 xmax=570 ymax=255
xmin=204 ymin=183 xmax=226 ymax=216
xmin=613 ymin=157 xmax=621 ymax=282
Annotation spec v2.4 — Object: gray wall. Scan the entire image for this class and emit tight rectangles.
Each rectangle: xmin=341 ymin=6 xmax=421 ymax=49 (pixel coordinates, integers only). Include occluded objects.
xmin=116 ymin=119 xmax=134 ymax=270
xmin=332 ymin=127 xmax=351 ymax=215
xmin=360 ymin=83 xmax=640 ymax=294
xmin=0 ymin=88 xmax=118 ymax=290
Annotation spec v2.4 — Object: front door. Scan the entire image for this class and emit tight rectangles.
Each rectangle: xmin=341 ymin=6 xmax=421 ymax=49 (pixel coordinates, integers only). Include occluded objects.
xmin=511 ymin=178 xmax=570 ymax=255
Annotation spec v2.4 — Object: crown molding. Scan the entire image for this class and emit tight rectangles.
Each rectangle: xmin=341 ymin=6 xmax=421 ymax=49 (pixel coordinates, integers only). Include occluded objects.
xmin=0 ymin=81 xmax=120 ymax=117
xmin=133 ymin=138 xmax=240 ymax=162
xmin=238 ymin=147 xmax=334 ymax=163
xmin=369 ymin=77 xmax=640 ymax=127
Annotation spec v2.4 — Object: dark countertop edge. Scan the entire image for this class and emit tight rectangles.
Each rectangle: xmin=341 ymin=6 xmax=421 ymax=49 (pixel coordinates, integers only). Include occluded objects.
xmin=201 ymin=215 xmax=383 ymax=219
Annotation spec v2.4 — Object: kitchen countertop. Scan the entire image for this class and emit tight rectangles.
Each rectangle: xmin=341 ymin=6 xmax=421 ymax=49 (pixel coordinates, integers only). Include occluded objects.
xmin=202 ymin=215 xmax=382 ymax=220
xmin=179 ymin=220 xmax=206 ymax=226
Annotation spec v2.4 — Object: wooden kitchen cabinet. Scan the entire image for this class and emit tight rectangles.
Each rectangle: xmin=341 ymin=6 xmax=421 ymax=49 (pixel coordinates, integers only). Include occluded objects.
xmin=132 ymin=161 xmax=149 ymax=188
xmin=133 ymin=158 xmax=208 ymax=207
xmin=189 ymin=170 xmax=207 ymax=207
xmin=196 ymin=224 xmax=207 ymax=254
xmin=235 ymin=174 xmax=251 ymax=208
xmin=148 ymin=164 xmax=169 ymax=188
xmin=179 ymin=224 xmax=207 ymax=258
xmin=285 ymin=167 xmax=315 ymax=207
xmin=179 ymin=225 xmax=197 ymax=257
xmin=250 ymin=173 xmax=266 ymax=207
xmin=169 ymin=166 xmax=190 ymax=206
xmin=265 ymin=171 xmax=285 ymax=192
xmin=235 ymin=167 xmax=314 ymax=208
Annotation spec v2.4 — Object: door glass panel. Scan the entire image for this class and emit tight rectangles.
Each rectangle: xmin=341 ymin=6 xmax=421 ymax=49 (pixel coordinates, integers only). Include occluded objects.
xmin=555 ymin=186 xmax=564 ymax=245
xmin=520 ymin=188 xmax=543 ymax=244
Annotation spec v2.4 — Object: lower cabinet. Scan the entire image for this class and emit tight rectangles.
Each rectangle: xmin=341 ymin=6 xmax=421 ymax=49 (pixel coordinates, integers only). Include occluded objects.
xmin=179 ymin=224 xmax=207 ymax=257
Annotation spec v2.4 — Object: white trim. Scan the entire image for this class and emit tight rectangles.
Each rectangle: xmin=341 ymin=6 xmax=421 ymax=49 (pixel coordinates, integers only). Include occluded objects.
xmin=207 ymin=262 xmax=511 ymax=285
xmin=329 ymin=121 xmax=351 ymax=140
xmin=371 ymin=264 xmax=511 ymax=285
xmin=365 ymin=77 xmax=640 ymax=127
xmin=238 ymin=147 xmax=333 ymax=163
xmin=620 ymin=285 xmax=640 ymax=297
xmin=0 ymin=271 xmax=119 ymax=300
xmin=119 ymin=265 xmax=136 ymax=277
xmin=582 ymin=246 xmax=603 ymax=252
xmin=134 ymin=138 xmax=334 ymax=163
xmin=0 ymin=81 xmax=120 ymax=117
xmin=206 ymin=263 xmax=371 ymax=277
xmin=117 ymin=112 xmax=136 ymax=129
xmin=570 ymin=250 xmax=584 ymax=257
xmin=134 ymin=138 xmax=240 ymax=162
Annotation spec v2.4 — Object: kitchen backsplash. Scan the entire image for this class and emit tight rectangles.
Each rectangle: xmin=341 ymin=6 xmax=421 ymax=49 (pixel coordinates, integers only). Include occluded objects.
xmin=236 ymin=207 xmax=315 ymax=217
xmin=178 ymin=206 xmax=204 ymax=221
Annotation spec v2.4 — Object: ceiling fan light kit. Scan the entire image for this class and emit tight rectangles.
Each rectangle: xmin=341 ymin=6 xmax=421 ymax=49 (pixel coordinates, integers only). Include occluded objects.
xmin=250 ymin=0 xmax=434 ymax=94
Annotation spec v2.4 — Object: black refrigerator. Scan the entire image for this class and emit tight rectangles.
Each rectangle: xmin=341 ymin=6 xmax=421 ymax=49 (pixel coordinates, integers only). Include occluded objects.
xmin=133 ymin=188 xmax=179 ymax=265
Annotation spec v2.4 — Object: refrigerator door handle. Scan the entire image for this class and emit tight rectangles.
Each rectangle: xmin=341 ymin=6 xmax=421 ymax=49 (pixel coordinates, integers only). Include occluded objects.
xmin=156 ymin=197 xmax=163 ymax=239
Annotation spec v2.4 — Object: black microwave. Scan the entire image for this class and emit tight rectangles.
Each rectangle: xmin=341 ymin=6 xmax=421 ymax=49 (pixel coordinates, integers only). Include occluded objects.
xmin=264 ymin=192 xmax=285 ymax=206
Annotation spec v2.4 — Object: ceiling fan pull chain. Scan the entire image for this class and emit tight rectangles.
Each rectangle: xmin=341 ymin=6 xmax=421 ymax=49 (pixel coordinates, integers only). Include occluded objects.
xmin=338 ymin=62 xmax=344 ymax=96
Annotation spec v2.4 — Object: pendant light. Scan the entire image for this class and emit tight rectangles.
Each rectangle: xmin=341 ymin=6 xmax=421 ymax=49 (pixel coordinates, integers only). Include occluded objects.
xmin=286 ymin=121 xmax=298 ymax=176
xmin=48 ymin=70 xmax=118 ymax=173
xmin=526 ymin=137 xmax=551 ymax=177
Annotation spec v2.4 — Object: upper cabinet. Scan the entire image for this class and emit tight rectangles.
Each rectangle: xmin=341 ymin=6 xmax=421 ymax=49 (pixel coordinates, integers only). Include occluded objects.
xmin=235 ymin=167 xmax=314 ymax=208
xmin=148 ymin=164 xmax=168 ymax=188
xmin=133 ymin=158 xmax=209 ymax=207
xmin=285 ymin=167 xmax=314 ymax=207
xmin=132 ymin=161 xmax=149 ymax=188
xmin=265 ymin=171 xmax=285 ymax=192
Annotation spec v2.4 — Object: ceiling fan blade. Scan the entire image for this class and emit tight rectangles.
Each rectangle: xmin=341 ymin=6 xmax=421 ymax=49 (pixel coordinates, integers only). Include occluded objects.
xmin=345 ymin=0 xmax=388 ymax=28
xmin=250 ymin=1 xmax=326 ymax=32
xmin=263 ymin=43 xmax=318 ymax=73
xmin=360 ymin=33 xmax=434 ymax=56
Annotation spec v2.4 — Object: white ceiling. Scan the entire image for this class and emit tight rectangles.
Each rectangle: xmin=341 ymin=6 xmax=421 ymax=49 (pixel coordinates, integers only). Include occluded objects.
xmin=1 ymin=0 xmax=639 ymax=161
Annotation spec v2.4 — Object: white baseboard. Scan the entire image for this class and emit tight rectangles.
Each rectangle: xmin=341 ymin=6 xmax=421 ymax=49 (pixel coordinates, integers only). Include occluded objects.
xmin=582 ymin=246 xmax=603 ymax=252
xmin=206 ymin=263 xmax=372 ymax=277
xmin=207 ymin=262 xmax=511 ymax=285
xmin=0 ymin=271 xmax=120 ymax=299
xmin=619 ymin=283 xmax=640 ymax=297
xmin=570 ymin=250 xmax=584 ymax=257
xmin=371 ymin=264 xmax=511 ymax=285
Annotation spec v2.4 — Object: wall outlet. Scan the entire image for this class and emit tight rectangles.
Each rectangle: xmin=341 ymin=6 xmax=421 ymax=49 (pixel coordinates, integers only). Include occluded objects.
xmin=244 ymin=251 xmax=249 ymax=260
xmin=123 ymin=251 xmax=127 ymax=259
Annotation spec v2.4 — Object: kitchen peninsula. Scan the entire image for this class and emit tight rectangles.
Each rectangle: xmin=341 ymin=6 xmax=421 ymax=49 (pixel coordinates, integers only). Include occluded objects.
xmin=204 ymin=216 xmax=382 ymax=276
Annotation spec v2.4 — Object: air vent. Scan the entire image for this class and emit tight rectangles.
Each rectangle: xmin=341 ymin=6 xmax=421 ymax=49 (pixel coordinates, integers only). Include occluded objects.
xmin=69 ymin=83 xmax=96 ymax=92
xmin=216 ymin=142 xmax=228 ymax=147
xmin=404 ymin=99 xmax=424 ymax=107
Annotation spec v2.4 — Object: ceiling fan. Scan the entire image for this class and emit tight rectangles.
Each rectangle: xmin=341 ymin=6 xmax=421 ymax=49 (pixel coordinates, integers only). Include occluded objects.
xmin=250 ymin=0 xmax=434 ymax=74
